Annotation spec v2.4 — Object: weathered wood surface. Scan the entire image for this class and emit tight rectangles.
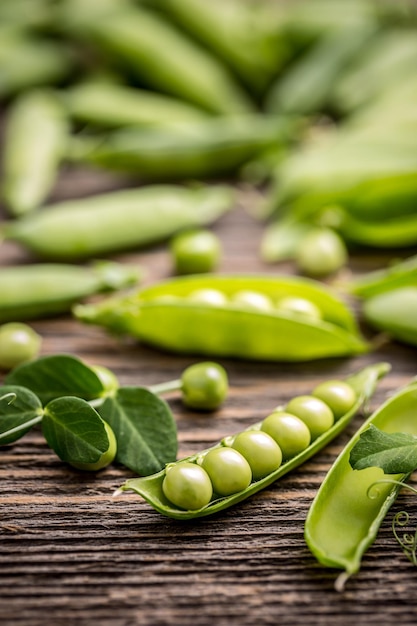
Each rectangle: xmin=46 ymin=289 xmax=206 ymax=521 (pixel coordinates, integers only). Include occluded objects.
xmin=1 ymin=169 xmax=417 ymax=626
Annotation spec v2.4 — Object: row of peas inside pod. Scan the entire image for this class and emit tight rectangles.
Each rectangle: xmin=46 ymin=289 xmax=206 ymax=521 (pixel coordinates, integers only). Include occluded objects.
xmin=116 ymin=362 xmax=390 ymax=520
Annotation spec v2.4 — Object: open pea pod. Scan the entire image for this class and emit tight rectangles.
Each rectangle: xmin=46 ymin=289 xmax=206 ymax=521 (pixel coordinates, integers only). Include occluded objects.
xmin=116 ymin=362 xmax=390 ymax=520
xmin=74 ymin=274 xmax=368 ymax=361
xmin=305 ymin=376 xmax=417 ymax=587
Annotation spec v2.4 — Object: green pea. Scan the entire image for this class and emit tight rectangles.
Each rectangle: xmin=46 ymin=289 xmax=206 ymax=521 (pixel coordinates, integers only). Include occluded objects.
xmin=181 ymin=361 xmax=228 ymax=411
xmin=0 ymin=322 xmax=42 ymax=370
xmin=70 ymin=421 xmax=117 ymax=471
xmin=171 ymin=229 xmax=221 ymax=275
xmin=188 ymin=288 xmax=228 ymax=306
xmin=231 ymin=431 xmax=282 ymax=480
xmin=285 ymin=395 xmax=334 ymax=440
xmin=162 ymin=462 xmax=213 ymax=510
xmin=201 ymin=446 xmax=252 ymax=496
xmin=276 ymin=296 xmax=322 ymax=320
xmin=231 ymin=290 xmax=274 ymax=312
xmin=91 ymin=364 xmax=119 ymax=394
xmin=312 ymin=380 xmax=357 ymax=419
xmin=261 ymin=411 xmax=311 ymax=459
xmin=295 ymin=227 xmax=348 ymax=277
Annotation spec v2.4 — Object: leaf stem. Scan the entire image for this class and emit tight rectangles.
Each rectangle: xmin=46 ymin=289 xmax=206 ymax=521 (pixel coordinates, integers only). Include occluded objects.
xmin=149 ymin=379 xmax=182 ymax=395
xmin=0 ymin=414 xmax=44 ymax=442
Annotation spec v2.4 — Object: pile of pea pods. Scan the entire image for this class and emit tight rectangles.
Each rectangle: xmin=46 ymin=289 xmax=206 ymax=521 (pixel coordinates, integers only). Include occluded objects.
xmin=2 ymin=0 xmax=417 ymax=589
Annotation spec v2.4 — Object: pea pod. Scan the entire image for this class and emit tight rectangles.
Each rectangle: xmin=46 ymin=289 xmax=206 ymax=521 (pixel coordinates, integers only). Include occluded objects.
xmin=116 ymin=362 xmax=389 ymax=520
xmin=74 ymin=274 xmax=368 ymax=361
xmin=67 ymin=115 xmax=298 ymax=181
xmin=62 ymin=82 xmax=209 ymax=129
xmin=0 ymin=261 xmax=141 ymax=323
xmin=2 ymin=89 xmax=69 ymax=216
xmin=305 ymin=377 xmax=417 ymax=586
xmin=1 ymin=184 xmax=234 ymax=260
xmin=60 ymin=1 xmax=254 ymax=114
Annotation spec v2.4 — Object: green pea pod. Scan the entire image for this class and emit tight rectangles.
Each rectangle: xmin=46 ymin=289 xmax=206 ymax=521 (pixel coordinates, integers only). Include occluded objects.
xmin=61 ymin=2 xmax=254 ymax=115
xmin=362 ymin=287 xmax=417 ymax=348
xmin=62 ymin=82 xmax=209 ymax=129
xmin=1 ymin=184 xmax=234 ymax=260
xmin=115 ymin=362 xmax=390 ymax=520
xmin=67 ymin=115 xmax=298 ymax=181
xmin=305 ymin=377 xmax=417 ymax=587
xmin=0 ymin=31 xmax=74 ymax=99
xmin=2 ymin=89 xmax=69 ymax=217
xmin=74 ymin=274 xmax=368 ymax=360
xmin=348 ymin=254 xmax=417 ymax=299
xmin=0 ymin=261 xmax=141 ymax=323
xmin=265 ymin=22 xmax=377 ymax=115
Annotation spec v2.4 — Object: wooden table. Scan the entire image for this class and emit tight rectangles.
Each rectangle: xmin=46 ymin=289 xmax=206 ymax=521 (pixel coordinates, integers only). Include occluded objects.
xmin=1 ymin=169 xmax=417 ymax=626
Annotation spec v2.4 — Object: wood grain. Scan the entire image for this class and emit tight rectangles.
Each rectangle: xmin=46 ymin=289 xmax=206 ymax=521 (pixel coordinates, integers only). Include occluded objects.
xmin=1 ymin=167 xmax=417 ymax=626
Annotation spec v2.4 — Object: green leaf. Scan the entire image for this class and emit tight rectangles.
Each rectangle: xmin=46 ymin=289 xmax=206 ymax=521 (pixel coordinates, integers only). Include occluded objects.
xmin=42 ymin=396 xmax=110 ymax=464
xmin=98 ymin=387 xmax=177 ymax=475
xmin=349 ymin=424 xmax=417 ymax=474
xmin=0 ymin=385 xmax=43 ymax=444
xmin=5 ymin=354 xmax=105 ymax=405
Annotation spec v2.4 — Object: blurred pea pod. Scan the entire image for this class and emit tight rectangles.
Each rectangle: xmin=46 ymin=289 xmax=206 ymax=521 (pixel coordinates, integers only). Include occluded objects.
xmin=0 ymin=261 xmax=141 ymax=323
xmin=67 ymin=114 xmax=299 ymax=181
xmin=0 ymin=29 xmax=75 ymax=99
xmin=62 ymin=82 xmax=209 ymax=129
xmin=58 ymin=0 xmax=254 ymax=114
xmin=2 ymin=90 xmax=69 ymax=217
xmin=265 ymin=22 xmax=377 ymax=115
xmin=347 ymin=255 xmax=417 ymax=349
xmin=74 ymin=274 xmax=368 ymax=361
xmin=143 ymin=0 xmax=288 ymax=96
xmin=332 ymin=29 xmax=417 ymax=113
xmin=0 ymin=184 xmax=235 ymax=260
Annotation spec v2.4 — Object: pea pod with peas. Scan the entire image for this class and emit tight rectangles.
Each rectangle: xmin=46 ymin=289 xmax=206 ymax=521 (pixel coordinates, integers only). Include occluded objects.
xmin=116 ymin=362 xmax=390 ymax=520
xmin=75 ymin=274 xmax=368 ymax=361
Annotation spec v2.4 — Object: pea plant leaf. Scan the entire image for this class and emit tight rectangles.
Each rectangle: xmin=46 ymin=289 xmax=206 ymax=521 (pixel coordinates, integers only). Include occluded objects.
xmin=42 ymin=396 xmax=110 ymax=465
xmin=5 ymin=354 xmax=105 ymax=405
xmin=0 ymin=385 xmax=43 ymax=444
xmin=349 ymin=424 xmax=417 ymax=475
xmin=98 ymin=387 xmax=177 ymax=476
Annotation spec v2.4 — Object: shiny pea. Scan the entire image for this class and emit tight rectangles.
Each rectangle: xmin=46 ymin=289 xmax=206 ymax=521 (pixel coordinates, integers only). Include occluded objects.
xmin=231 ymin=431 xmax=282 ymax=480
xmin=231 ymin=290 xmax=274 ymax=312
xmin=261 ymin=411 xmax=311 ymax=459
xmin=295 ymin=227 xmax=348 ymax=277
xmin=286 ymin=395 xmax=334 ymax=440
xmin=188 ymin=288 xmax=229 ymax=306
xmin=312 ymin=380 xmax=357 ymax=419
xmin=162 ymin=462 xmax=213 ymax=510
xmin=276 ymin=296 xmax=322 ymax=320
xmin=201 ymin=447 xmax=252 ymax=496
xmin=0 ymin=322 xmax=42 ymax=370
xmin=181 ymin=361 xmax=228 ymax=411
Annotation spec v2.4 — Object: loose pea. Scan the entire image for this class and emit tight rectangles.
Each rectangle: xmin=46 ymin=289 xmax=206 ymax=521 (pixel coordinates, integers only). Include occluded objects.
xmin=312 ymin=380 xmax=357 ymax=419
xmin=285 ymin=395 xmax=334 ymax=440
xmin=70 ymin=421 xmax=117 ymax=471
xmin=261 ymin=411 xmax=311 ymax=459
xmin=295 ymin=227 xmax=348 ymax=277
xmin=162 ymin=462 xmax=213 ymax=510
xmin=201 ymin=446 xmax=252 ymax=496
xmin=181 ymin=361 xmax=228 ymax=411
xmin=276 ymin=296 xmax=322 ymax=320
xmin=231 ymin=431 xmax=282 ymax=480
xmin=188 ymin=288 xmax=228 ymax=306
xmin=0 ymin=322 xmax=42 ymax=370
xmin=171 ymin=229 xmax=221 ymax=275
xmin=231 ymin=290 xmax=274 ymax=312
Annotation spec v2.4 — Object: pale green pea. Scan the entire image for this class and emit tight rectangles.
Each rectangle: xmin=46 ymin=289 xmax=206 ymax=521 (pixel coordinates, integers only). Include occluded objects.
xmin=231 ymin=290 xmax=274 ymax=312
xmin=295 ymin=227 xmax=348 ymax=277
xmin=162 ymin=462 xmax=213 ymax=510
xmin=171 ymin=229 xmax=221 ymax=275
xmin=181 ymin=361 xmax=228 ymax=411
xmin=276 ymin=296 xmax=322 ymax=320
xmin=201 ymin=446 xmax=252 ymax=496
xmin=188 ymin=288 xmax=228 ymax=306
xmin=231 ymin=430 xmax=282 ymax=480
xmin=261 ymin=411 xmax=311 ymax=459
xmin=312 ymin=380 xmax=357 ymax=419
xmin=0 ymin=322 xmax=42 ymax=370
xmin=285 ymin=395 xmax=334 ymax=440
